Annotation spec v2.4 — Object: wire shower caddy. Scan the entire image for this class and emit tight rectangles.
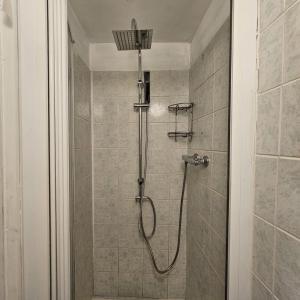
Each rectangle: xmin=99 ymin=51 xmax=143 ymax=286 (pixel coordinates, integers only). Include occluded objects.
xmin=167 ymin=102 xmax=194 ymax=142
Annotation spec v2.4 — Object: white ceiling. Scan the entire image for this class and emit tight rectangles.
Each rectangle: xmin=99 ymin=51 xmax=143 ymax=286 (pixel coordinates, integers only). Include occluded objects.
xmin=69 ymin=0 xmax=212 ymax=43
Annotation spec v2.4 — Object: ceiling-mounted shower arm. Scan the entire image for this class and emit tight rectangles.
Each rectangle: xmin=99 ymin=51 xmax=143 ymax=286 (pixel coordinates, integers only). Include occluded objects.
xmin=131 ymin=18 xmax=138 ymax=30
xmin=131 ymin=18 xmax=141 ymax=49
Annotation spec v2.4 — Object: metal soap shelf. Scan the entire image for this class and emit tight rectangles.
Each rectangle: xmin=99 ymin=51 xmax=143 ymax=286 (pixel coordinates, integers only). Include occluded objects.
xmin=167 ymin=102 xmax=194 ymax=142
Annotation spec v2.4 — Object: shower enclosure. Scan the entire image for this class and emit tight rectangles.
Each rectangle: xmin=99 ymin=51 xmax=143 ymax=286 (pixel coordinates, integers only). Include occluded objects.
xmin=67 ymin=1 xmax=231 ymax=299
xmin=112 ymin=18 xmax=204 ymax=275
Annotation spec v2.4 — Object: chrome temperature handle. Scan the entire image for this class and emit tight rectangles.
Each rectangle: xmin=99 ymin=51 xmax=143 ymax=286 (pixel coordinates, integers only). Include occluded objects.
xmin=182 ymin=153 xmax=210 ymax=167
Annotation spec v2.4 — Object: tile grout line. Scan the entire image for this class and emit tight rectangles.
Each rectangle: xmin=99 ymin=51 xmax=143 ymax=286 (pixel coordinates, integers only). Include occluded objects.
xmin=269 ymin=16 xmax=286 ymax=296
xmin=272 ymin=158 xmax=279 ymax=296
xmin=252 ymin=271 xmax=274 ymax=296
xmin=258 ymin=75 xmax=300 ymax=95
xmin=259 ymin=0 xmax=300 ymax=36
xmin=254 ymin=213 xmax=300 ymax=243
xmin=256 ymin=153 xmax=300 ymax=161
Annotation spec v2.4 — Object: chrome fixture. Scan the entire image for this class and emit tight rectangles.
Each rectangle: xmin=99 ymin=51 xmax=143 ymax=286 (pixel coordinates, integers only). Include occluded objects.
xmin=182 ymin=154 xmax=210 ymax=167
xmin=113 ymin=19 xmax=192 ymax=275
xmin=112 ymin=18 xmax=153 ymax=51
xmin=168 ymin=102 xmax=194 ymax=141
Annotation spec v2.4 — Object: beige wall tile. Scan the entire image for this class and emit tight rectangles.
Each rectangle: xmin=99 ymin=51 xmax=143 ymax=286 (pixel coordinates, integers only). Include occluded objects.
xmin=257 ymin=88 xmax=281 ymax=154
xmin=260 ymin=0 xmax=284 ymax=31
xmin=280 ymin=81 xmax=300 ymax=156
xmin=284 ymin=2 xmax=300 ymax=82
xmin=255 ymin=157 xmax=277 ymax=224
xmin=209 ymin=152 xmax=228 ymax=196
xmin=209 ymin=230 xmax=226 ymax=282
xmin=118 ymin=224 xmax=144 ymax=249
xmin=277 ymin=159 xmax=300 ymax=238
xmin=94 ymin=272 xmax=118 ymax=296
xmin=72 ymin=55 xmax=93 ymax=300
xmin=213 ymin=108 xmax=229 ymax=152
xmin=253 ymin=217 xmax=275 ymax=289
xmin=93 ymin=71 xmax=138 ymax=97
xmin=214 ymin=65 xmax=230 ymax=111
xmin=117 ymin=200 xmax=139 ymax=225
xmin=214 ymin=19 xmax=231 ymax=72
xmin=254 ymin=2 xmax=300 ymax=299
xmin=94 ymin=224 xmax=119 ymax=248
xmin=142 ymin=273 xmax=168 ymax=298
xmin=94 ymin=197 xmax=118 ymax=225
xmin=252 ymin=275 xmax=273 ymax=300
xmin=168 ymin=275 xmax=186 ymax=298
xmin=74 ymin=56 xmax=91 ymax=120
xmin=92 ymin=66 xmax=189 ymax=297
xmin=151 ymin=70 xmax=189 ymax=97
xmin=198 ymin=115 xmax=213 ymax=150
xmin=274 ymin=230 xmax=300 ymax=299
xmin=259 ymin=18 xmax=283 ymax=92
xmin=93 ymin=97 xmax=118 ymax=124
xmin=119 ymin=248 xmax=143 ymax=273
xmin=198 ymin=77 xmax=214 ymax=118
xmin=94 ymin=248 xmax=118 ymax=272
xmin=285 ymin=0 xmax=297 ymax=8
xmin=118 ymin=272 xmax=142 ymax=297
xmin=74 ymin=117 xmax=91 ymax=149
xmin=210 ymin=190 xmax=227 ymax=239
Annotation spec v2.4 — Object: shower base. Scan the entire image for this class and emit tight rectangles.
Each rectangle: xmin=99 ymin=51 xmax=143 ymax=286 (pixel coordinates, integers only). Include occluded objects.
xmin=93 ymin=297 xmax=184 ymax=300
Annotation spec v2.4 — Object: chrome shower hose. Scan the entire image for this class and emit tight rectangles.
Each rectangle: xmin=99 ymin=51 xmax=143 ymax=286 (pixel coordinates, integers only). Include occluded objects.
xmin=138 ymin=110 xmax=188 ymax=274
xmin=138 ymin=162 xmax=188 ymax=274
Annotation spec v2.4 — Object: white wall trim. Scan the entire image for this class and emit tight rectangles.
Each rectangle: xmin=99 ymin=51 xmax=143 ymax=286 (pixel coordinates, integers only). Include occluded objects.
xmin=18 ymin=0 xmax=50 ymax=299
xmin=90 ymin=42 xmax=190 ymax=71
xmin=191 ymin=0 xmax=230 ymax=65
xmin=1 ymin=1 xmax=23 ymax=298
xmin=228 ymin=0 xmax=257 ymax=299
xmin=48 ymin=0 xmax=71 ymax=299
xmin=68 ymin=3 xmax=90 ymax=68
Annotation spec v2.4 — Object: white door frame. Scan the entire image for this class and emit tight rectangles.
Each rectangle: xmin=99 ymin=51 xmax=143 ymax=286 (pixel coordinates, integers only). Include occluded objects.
xmin=48 ymin=0 xmax=71 ymax=299
xmin=228 ymin=0 xmax=257 ymax=299
xmin=46 ymin=0 xmax=258 ymax=299
xmin=18 ymin=0 xmax=51 ymax=299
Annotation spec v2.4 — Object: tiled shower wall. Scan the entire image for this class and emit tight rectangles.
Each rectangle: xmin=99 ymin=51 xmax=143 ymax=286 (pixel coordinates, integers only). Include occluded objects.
xmin=186 ymin=19 xmax=230 ymax=300
xmin=252 ymin=0 xmax=300 ymax=299
xmin=70 ymin=54 xmax=94 ymax=300
xmin=92 ymin=70 xmax=189 ymax=298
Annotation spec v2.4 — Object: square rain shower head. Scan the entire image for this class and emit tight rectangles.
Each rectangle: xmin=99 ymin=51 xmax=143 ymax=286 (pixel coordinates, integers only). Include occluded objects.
xmin=112 ymin=29 xmax=153 ymax=51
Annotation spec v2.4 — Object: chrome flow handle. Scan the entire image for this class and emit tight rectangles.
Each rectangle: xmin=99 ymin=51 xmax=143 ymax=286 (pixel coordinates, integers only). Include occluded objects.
xmin=182 ymin=153 xmax=210 ymax=167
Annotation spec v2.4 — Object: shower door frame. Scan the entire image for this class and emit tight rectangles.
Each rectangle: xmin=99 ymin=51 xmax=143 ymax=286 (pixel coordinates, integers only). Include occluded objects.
xmin=47 ymin=0 xmax=258 ymax=300
xmin=48 ymin=0 xmax=71 ymax=299
xmin=228 ymin=0 xmax=257 ymax=299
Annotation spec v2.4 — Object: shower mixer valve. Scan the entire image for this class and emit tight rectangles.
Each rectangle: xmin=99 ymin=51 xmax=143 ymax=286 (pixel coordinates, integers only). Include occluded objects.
xmin=182 ymin=153 xmax=210 ymax=167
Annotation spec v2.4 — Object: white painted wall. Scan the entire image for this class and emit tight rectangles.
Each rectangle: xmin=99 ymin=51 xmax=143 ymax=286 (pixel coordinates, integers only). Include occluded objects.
xmin=68 ymin=0 xmax=231 ymax=72
xmin=191 ymin=0 xmax=231 ymax=65
xmin=70 ymin=0 xmax=230 ymax=72
xmin=90 ymin=42 xmax=190 ymax=71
